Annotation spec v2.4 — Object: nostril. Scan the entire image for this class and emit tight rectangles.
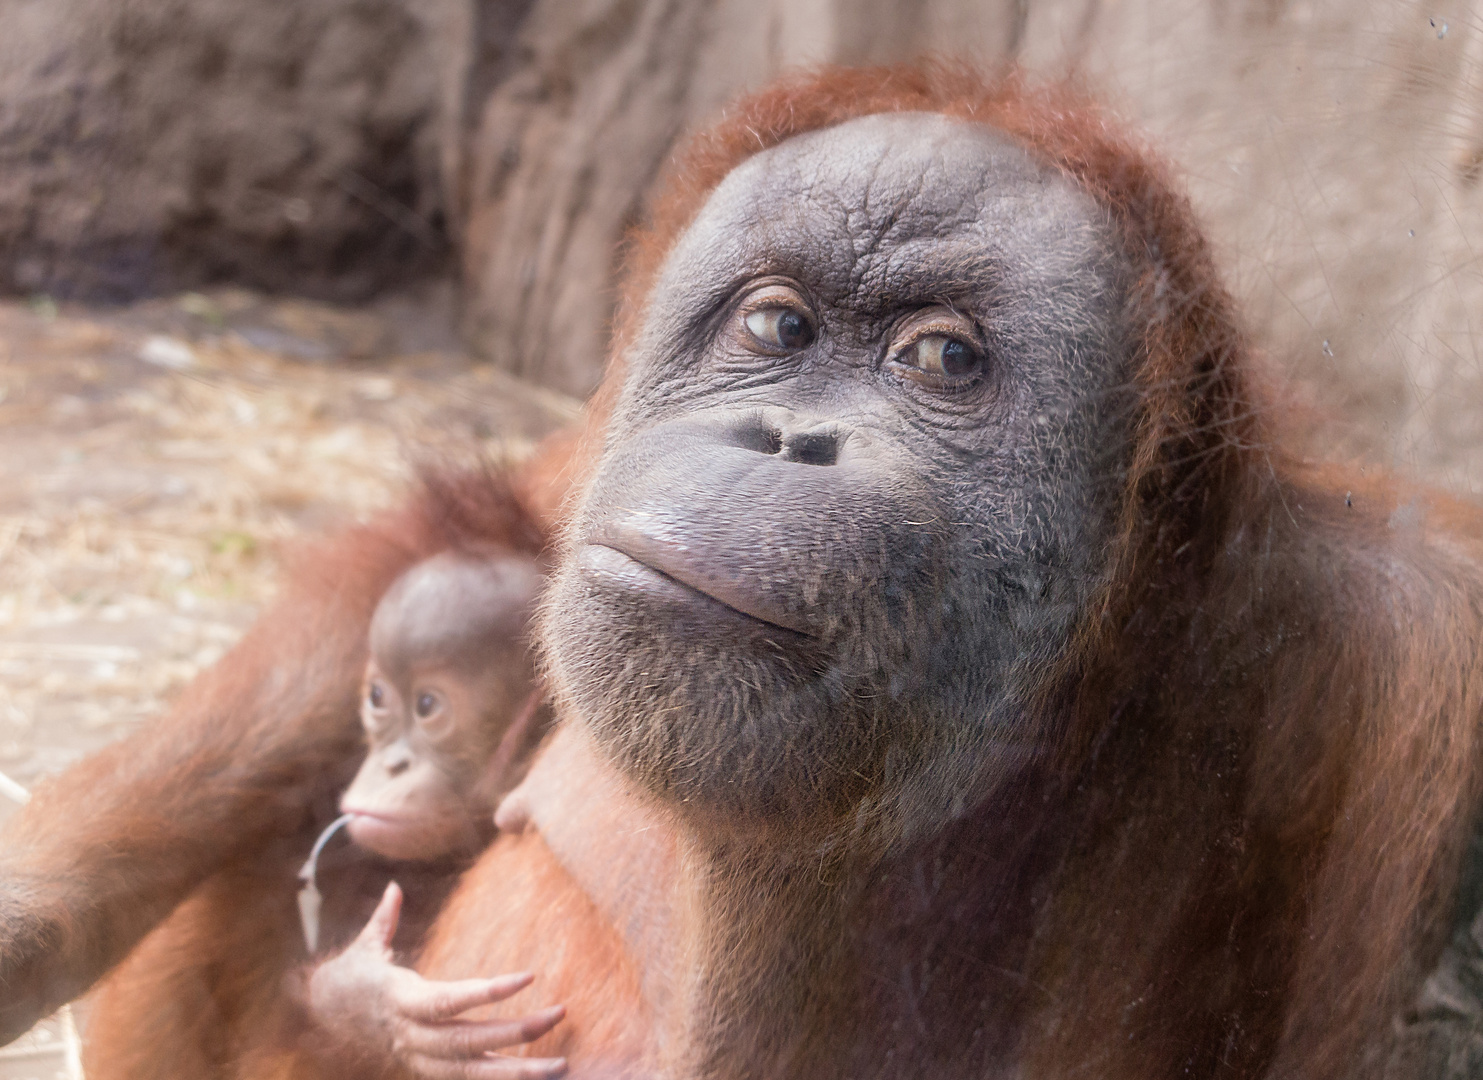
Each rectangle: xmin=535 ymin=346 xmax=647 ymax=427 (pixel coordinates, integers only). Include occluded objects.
xmin=781 ymin=429 xmax=841 ymax=467
xmin=733 ymin=422 xmax=783 ymax=456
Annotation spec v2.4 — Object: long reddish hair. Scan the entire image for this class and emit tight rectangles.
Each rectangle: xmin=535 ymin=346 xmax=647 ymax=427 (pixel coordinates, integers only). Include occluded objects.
xmin=577 ymin=63 xmax=1483 ymax=1078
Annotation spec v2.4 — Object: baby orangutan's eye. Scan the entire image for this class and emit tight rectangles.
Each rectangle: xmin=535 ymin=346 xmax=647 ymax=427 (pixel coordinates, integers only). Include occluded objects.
xmin=413 ymin=689 xmax=455 ymax=740
xmin=360 ymin=682 xmax=393 ymax=736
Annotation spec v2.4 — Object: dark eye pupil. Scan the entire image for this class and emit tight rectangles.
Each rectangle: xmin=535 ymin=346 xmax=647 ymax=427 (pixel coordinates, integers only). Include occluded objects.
xmin=941 ymin=340 xmax=975 ymax=376
xmin=777 ymin=311 xmax=807 ymax=349
xmin=417 ymin=694 xmax=435 ymax=716
xmin=368 ymin=685 xmax=383 ymax=707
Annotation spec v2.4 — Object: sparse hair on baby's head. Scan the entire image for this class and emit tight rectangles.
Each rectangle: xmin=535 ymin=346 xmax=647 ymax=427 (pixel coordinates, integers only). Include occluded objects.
xmin=369 ymin=551 xmax=543 ymax=678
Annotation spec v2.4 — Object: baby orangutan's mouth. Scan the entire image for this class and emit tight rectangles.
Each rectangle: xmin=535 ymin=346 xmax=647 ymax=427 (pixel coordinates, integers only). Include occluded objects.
xmin=340 ymin=809 xmax=427 ymax=861
xmin=342 ymin=809 xmax=400 ymax=837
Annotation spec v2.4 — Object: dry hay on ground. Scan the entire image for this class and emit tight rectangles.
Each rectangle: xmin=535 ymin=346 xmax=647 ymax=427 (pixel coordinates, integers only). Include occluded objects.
xmin=0 ymin=286 xmax=577 ymax=816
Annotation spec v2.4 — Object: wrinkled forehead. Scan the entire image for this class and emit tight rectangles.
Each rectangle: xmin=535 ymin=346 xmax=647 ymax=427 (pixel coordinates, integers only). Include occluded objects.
xmin=654 ymin=112 xmax=1103 ymax=307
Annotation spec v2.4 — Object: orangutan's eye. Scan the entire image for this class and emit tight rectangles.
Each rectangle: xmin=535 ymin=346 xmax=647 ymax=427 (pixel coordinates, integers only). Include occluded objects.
xmin=744 ymin=306 xmax=815 ymax=351
xmin=413 ymin=688 xmax=455 ymax=741
xmin=885 ymin=306 xmax=987 ymax=390
xmin=733 ymin=283 xmax=816 ymax=355
xmin=368 ymin=683 xmax=385 ymax=709
xmin=897 ymin=335 xmax=982 ymax=379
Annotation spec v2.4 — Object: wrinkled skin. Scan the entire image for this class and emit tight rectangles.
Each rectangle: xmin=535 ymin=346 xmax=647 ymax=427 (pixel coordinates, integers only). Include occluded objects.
xmin=545 ymin=113 xmax=1134 ymax=852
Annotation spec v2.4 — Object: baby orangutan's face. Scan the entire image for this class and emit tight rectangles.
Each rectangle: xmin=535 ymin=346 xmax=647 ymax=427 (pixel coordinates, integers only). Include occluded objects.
xmin=340 ymin=654 xmax=535 ymax=861
xmin=341 ymin=552 xmax=550 ymax=861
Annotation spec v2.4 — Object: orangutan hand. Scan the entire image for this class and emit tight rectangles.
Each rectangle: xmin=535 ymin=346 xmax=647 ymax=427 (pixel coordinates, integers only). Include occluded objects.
xmin=307 ymin=883 xmax=567 ymax=1079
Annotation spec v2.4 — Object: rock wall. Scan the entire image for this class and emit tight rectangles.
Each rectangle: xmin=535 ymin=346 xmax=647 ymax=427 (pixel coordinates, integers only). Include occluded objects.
xmin=1020 ymin=0 xmax=1483 ymax=490
xmin=6 ymin=0 xmax=1483 ymax=489
xmin=0 ymin=0 xmax=449 ymax=301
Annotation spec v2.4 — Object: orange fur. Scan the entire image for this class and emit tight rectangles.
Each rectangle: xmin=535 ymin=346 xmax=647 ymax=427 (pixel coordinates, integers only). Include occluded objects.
xmin=8 ymin=460 xmax=565 ymax=1075
xmin=6 ymin=62 xmax=1483 ymax=1080
xmin=417 ymin=831 xmax=652 ymax=1074
xmin=85 ymin=867 xmax=304 ymax=1080
xmin=227 ymin=825 xmax=653 ymax=1080
xmin=412 ymin=65 xmax=1483 ymax=1079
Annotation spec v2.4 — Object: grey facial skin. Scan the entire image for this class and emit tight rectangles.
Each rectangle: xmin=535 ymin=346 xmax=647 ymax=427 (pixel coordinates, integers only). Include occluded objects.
xmin=543 ymin=114 xmax=1136 ymax=851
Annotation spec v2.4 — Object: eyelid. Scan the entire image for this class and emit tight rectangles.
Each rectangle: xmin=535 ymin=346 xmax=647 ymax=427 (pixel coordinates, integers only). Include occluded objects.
xmin=736 ymin=288 xmax=814 ymax=325
xmin=736 ymin=276 xmax=810 ymax=305
xmin=889 ymin=309 xmax=983 ymax=361
xmin=729 ymin=275 xmax=813 ymax=318
xmin=889 ymin=308 xmax=981 ymax=349
xmin=901 ymin=323 xmax=972 ymax=344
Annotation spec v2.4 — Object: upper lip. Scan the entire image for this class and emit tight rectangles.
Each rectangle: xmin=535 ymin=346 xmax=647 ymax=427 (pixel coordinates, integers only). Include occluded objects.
xmin=584 ymin=526 xmax=815 ymax=638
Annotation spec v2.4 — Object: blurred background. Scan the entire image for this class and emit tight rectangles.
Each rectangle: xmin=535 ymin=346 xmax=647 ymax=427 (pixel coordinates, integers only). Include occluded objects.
xmin=0 ymin=0 xmax=1480 ymax=1068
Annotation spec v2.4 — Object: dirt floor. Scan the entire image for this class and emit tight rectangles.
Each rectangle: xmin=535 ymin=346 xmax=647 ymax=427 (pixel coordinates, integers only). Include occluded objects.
xmin=0 ymin=282 xmax=578 ymax=801
xmin=0 ymin=285 xmax=578 ymax=1078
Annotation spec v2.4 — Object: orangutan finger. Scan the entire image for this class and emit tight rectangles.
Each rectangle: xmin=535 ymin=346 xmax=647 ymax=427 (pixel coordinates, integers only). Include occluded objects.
xmin=399 ymin=1006 xmax=567 ymax=1057
xmin=353 ymin=881 xmax=403 ymax=951
xmin=405 ymin=1052 xmax=568 ymax=1080
xmin=396 ymin=972 xmax=538 ymax=1022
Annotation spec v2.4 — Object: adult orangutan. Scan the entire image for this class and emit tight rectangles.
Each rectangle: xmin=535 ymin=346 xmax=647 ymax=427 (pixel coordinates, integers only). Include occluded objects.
xmin=4 ymin=63 xmax=1483 ymax=1080
xmin=387 ymin=66 xmax=1483 ymax=1079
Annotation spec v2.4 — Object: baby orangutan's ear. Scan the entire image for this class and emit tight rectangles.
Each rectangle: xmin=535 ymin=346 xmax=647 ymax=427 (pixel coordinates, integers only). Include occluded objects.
xmin=476 ymin=686 xmax=551 ymax=809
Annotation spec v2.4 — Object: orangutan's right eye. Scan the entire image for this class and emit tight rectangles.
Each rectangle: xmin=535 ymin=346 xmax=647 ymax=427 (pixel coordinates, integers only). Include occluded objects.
xmin=745 ymin=307 xmax=815 ymax=351
xmin=735 ymin=283 xmax=817 ymax=354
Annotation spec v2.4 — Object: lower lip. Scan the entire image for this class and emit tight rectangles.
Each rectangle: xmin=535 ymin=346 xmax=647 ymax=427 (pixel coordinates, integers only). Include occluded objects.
xmin=576 ymin=544 xmax=810 ymax=640
xmin=343 ymin=811 xmax=410 ymax=847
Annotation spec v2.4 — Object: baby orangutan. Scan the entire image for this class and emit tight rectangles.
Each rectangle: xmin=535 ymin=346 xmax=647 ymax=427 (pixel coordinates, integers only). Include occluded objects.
xmin=343 ymin=550 xmax=548 ymax=861
xmin=301 ymin=550 xmax=568 ymax=1079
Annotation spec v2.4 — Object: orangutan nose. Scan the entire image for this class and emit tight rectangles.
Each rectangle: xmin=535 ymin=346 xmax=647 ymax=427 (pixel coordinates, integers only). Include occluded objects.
xmin=731 ymin=416 xmax=846 ymax=466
